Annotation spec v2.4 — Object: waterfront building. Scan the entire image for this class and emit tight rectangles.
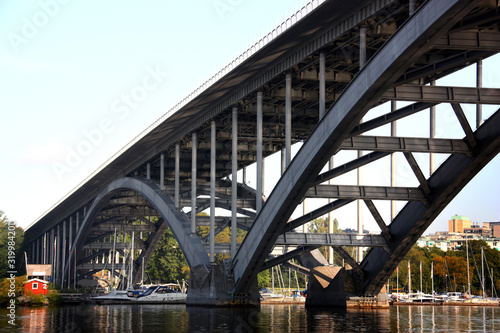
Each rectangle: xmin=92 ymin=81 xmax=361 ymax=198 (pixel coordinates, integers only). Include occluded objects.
xmin=417 ymin=216 xmax=500 ymax=251
xmin=449 ymin=215 xmax=472 ymax=233
xmin=24 ymin=278 xmax=49 ymax=296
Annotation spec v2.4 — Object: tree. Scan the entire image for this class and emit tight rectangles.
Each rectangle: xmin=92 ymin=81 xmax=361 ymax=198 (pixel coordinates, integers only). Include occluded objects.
xmin=0 ymin=210 xmax=25 ymax=279
xmin=146 ymin=227 xmax=189 ymax=283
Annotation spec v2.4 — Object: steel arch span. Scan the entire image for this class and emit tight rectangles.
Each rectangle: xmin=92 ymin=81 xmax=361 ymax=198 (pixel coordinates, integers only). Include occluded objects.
xmin=61 ymin=177 xmax=209 ymax=286
xmin=231 ymin=0 xmax=500 ymax=295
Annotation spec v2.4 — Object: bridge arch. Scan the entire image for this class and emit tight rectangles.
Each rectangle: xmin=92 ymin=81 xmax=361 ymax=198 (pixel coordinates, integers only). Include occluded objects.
xmin=62 ymin=177 xmax=209 ymax=286
xmin=232 ymin=0 xmax=500 ymax=295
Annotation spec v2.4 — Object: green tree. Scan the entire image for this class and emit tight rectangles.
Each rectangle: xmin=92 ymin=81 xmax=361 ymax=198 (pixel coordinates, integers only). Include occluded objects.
xmin=0 ymin=210 xmax=25 ymax=279
xmin=146 ymin=227 xmax=189 ymax=283
xmin=388 ymin=241 xmax=500 ymax=296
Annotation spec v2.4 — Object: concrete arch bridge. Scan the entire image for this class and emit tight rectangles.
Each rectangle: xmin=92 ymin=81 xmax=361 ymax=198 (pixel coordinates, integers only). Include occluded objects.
xmin=25 ymin=0 xmax=500 ymax=306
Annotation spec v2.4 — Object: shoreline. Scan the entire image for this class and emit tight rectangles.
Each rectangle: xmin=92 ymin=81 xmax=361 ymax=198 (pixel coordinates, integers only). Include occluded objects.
xmin=391 ymin=300 xmax=499 ymax=307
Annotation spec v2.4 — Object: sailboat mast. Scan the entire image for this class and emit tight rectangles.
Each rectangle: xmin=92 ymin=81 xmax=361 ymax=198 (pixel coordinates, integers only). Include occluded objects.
xmin=408 ymin=260 xmax=411 ymax=293
xmin=420 ymin=261 xmax=422 ymax=294
xmin=130 ymin=232 xmax=134 ymax=288
xmin=482 ymin=247 xmax=486 ymax=298
xmin=466 ymin=239 xmax=471 ymax=295
xmin=111 ymin=228 xmax=117 ymax=289
xmin=431 ymin=261 xmax=434 ymax=302
xmin=396 ymin=265 xmax=399 ymax=300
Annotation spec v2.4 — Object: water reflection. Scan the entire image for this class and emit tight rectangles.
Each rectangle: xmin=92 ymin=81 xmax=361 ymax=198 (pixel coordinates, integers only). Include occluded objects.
xmin=391 ymin=305 xmax=500 ymax=333
xmin=2 ymin=304 xmax=500 ymax=332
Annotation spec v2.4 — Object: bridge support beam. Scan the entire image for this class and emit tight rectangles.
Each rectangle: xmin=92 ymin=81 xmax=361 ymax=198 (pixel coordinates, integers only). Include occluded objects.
xmin=210 ymin=121 xmax=216 ymax=263
xmin=231 ymin=106 xmax=238 ymax=258
xmin=256 ymin=91 xmax=263 ymax=213
xmin=191 ymin=133 xmax=197 ymax=234
xmin=187 ymin=264 xmax=260 ymax=307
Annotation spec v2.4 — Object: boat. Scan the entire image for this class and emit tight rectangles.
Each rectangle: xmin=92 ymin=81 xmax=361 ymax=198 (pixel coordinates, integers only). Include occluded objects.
xmin=446 ymin=292 xmax=464 ymax=302
xmin=93 ymin=283 xmax=187 ymax=304
xmin=409 ymin=292 xmax=434 ymax=302
xmin=93 ymin=289 xmax=133 ymax=304
xmin=259 ymin=288 xmax=285 ymax=302
xmin=128 ymin=284 xmax=187 ymax=304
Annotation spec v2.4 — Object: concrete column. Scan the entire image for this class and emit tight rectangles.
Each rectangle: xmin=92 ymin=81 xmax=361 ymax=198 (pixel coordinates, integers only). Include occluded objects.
xmin=175 ymin=143 xmax=180 ymax=209
xmin=231 ymin=107 xmax=238 ymax=258
xmin=50 ymin=229 xmax=54 ymax=270
xmin=328 ymin=156 xmax=334 ymax=265
xmin=210 ymin=121 xmax=216 ymax=264
xmin=391 ymin=101 xmax=397 ymax=221
xmin=69 ymin=216 xmax=73 ymax=252
xmin=285 ymin=73 xmax=292 ymax=167
xmin=30 ymin=242 xmax=34 ymax=264
xmin=256 ymin=91 xmax=263 ymax=213
xmin=319 ymin=52 xmax=326 ymax=119
xmin=191 ymin=133 xmax=197 ymax=234
xmin=147 ymin=163 xmax=151 ymax=180
xmin=430 ymin=80 xmax=436 ymax=175
xmin=243 ymin=167 xmax=247 ymax=185
xmin=62 ymin=220 xmax=66 ymax=286
xmin=356 ymin=26 xmax=367 ymax=263
xmin=477 ymin=60 xmax=483 ymax=128
xmin=56 ymin=225 xmax=61 ymax=285
xmin=360 ymin=26 xmax=366 ymax=69
xmin=68 ymin=216 xmax=73 ymax=289
xmin=302 ymin=200 xmax=308 ymax=233
xmin=36 ymin=238 xmax=40 ymax=264
xmin=76 ymin=211 xmax=80 ymax=234
xmin=160 ymin=153 xmax=165 ymax=190
xmin=409 ymin=0 xmax=416 ymax=15
xmin=281 ymin=149 xmax=286 ymax=175
xmin=43 ymin=232 xmax=47 ymax=264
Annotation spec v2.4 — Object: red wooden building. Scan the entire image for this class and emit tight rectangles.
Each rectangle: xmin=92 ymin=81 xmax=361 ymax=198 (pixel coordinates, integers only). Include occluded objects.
xmin=24 ymin=278 xmax=49 ymax=296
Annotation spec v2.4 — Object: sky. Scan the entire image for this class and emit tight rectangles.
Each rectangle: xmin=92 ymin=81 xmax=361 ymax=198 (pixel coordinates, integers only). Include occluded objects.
xmin=1 ymin=0 xmax=498 ymax=236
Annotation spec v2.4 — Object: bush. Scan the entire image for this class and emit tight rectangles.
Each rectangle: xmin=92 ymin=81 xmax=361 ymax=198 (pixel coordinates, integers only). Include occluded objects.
xmin=46 ymin=291 xmax=62 ymax=306
xmin=30 ymin=293 xmax=46 ymax=306
xmin=0 ymin=276 xmax=27 ymax=305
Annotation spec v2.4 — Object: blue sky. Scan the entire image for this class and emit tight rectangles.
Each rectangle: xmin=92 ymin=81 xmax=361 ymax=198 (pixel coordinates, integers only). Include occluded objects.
xmin=1 ymin=0 xmax=498 ymax=236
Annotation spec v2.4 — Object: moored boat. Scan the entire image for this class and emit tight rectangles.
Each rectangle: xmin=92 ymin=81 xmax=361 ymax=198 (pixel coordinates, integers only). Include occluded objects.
xmin=130 ymin=284 xmax=187 ymax=304
xmin=93 ymin=289 xmax=133 ymax=304
xmin=93 ymin=283 xmax=187 ymax=304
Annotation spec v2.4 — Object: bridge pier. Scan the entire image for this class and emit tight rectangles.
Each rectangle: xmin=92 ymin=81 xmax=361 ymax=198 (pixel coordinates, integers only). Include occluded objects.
xmin=305 ymin=265 xmax=389 ymax=308
xmin=187 ymin=264 xmax=260 ymax=307
xmin=305 ymin=266 xmax=347 ymax=307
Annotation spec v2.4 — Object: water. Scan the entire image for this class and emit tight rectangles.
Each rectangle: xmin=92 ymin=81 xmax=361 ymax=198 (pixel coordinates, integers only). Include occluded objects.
xmin=1 ymin=304 xmax=499 ymax=332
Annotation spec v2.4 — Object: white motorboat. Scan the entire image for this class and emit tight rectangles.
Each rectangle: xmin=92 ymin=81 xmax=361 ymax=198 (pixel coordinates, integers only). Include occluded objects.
xmin=259 ymin=288 xmax=285 ymax=302
xmin=447 ymin=292 xmax=464 ymax=302
xmin=93 ymin=289 xmax=133 ymax=304
xmin=128 ymin=284 xmax=187 ymax=304
xmin=409 ymin=292 xmax=434 ymax=302
xmin=94 ymin=283 xmax=187 ymax=304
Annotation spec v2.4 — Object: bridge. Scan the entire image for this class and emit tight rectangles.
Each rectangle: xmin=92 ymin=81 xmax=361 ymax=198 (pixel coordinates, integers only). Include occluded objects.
xmin=25 ymin=0 xmax=500 ymax=306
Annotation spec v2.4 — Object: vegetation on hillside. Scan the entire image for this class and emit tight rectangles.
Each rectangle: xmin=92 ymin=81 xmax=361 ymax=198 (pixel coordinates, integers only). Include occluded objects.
xmin=387 ymin=241 xmax=500 ymax=296
xmin=0 ymin=210 xmax=25 ymax=279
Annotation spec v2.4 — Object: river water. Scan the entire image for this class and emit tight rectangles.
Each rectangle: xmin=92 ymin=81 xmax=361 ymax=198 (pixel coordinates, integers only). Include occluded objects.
xmin=1 ymin=304 xmax=499 ymax=332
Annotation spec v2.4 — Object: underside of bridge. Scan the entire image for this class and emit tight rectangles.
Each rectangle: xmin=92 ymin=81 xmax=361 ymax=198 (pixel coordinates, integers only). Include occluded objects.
xmin=26 ymin=0 xmax=500 ymax=306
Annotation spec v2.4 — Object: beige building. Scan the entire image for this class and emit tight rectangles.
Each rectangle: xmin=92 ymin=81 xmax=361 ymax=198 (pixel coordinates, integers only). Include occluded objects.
xmin=448 ymin=215 xmax=471 ymax=233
